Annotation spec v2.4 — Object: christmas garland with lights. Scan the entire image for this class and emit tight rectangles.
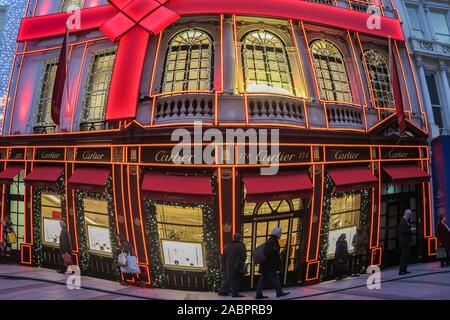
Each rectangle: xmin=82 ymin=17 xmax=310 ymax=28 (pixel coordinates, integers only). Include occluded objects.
xmin=318 ymin=175 xmax=370 ymax=280
xmin=74 ymin=176 xmax=120 ymax=280
xmin=32 ymin=175 xmax=66 ymax=267
xmin=143 ymin=175 xmax=220 ymax=292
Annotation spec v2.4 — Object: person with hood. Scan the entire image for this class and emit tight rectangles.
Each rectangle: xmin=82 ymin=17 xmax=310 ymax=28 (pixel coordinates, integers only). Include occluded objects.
xmin=218 ymin=233 xmax=247 ymax=297
xmin=58 ymin=220 xmax=72 ymax=274
xmin=1 ymin=215 xmax=14 ymax=262
xmin=351 ymin=227 xmax=369 ymax=276
xmin=398 ymin=209 xmax=415 ymax=275
xmin=436 ymin=215 xmax=450 ymax=267
xmin=335 ymin=233 xmax=349 ymax=280
xmin=255 ymin=228 xmax=290 ymax=299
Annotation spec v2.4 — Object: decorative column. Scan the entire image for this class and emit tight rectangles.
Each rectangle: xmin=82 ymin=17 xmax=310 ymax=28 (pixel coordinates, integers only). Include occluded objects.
xmin=438 ymin=60 xmax=450 ymax=133
xmin=416 ymin=57 xmax=439 ymax=137
xmin=222 ymin=15 xmax=237 ymax=94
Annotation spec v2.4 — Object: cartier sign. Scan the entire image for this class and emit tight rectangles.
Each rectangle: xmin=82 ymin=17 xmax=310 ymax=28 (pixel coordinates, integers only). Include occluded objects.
xmin=326 ymin=147 xmax=370 ymax=162
xmin=381 ymin=147 xmax=419 ymax=160
xmin=36 ymin=148 xmax=64 ymax=161
xmin=76 ymin=148 xmax=111 ymax=162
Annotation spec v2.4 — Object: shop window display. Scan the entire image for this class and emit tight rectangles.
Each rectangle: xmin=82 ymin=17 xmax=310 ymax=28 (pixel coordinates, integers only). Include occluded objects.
xmin=41 ymin=193 xmax=63 ymax=247
xmin=327 ymin=193 xmax=361 ymax=257
xmin=155 ymin=204 xmax=206 ymax=269
xmin=83 ymin=198 xmax=113 ymax=256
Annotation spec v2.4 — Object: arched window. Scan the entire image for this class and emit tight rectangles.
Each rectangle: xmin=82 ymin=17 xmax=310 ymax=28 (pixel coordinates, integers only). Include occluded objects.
xmin=310 ymin=40 xmax=352 ymax=102
xmin=242 ymin=30 xmax=294 ymax=95
xmin=363 ymin=50 xmax=394 ymax=108
xmin=162 ymin=29 xmax=214 ymax=93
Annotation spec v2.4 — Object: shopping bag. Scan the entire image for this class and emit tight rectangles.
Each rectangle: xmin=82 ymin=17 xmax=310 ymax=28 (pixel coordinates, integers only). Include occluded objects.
xmin=253 ymin=244 xmax=266 ymax=264
xmin=118 ymin=251 xmax=128 ymax=267
xmin=121 ymin=256 xmax=140 ymax=274
xmin=63 ymin=253 xmax=72 ymax=267
xmin=7 ymin=231 xmax=17 ymax=244
xmin=437 ymin=247 xmax=447 ymax=259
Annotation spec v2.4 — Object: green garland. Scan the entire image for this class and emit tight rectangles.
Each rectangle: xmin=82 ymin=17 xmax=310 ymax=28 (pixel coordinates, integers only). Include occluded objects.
xmin=143 ymin=175 xmax=220 ymax=292
xmin=32 ymin=174 xmax=66 ymax=267
xmin=318 ymin=175 xmax=370 ymax=280
xmin=74 ymin=176 xmax=120 ymax=280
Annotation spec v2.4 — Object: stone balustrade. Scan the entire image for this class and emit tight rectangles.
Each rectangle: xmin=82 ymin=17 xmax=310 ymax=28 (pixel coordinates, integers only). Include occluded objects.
xmin=247 ymin=95 xmax=306 ymax=125
xmin=154 ymin=94 xmax=215 ymax=124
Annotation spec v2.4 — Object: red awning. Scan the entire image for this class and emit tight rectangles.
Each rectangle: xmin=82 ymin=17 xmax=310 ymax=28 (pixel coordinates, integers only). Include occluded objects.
xmin=0 ymin=166 xmax=23 ymax=185
xmin=24 ymin=166 xmax=64 ymax=187
xmin=141 ymin=173 xmax=213 ymax=204
xmin=383 ymin=165 xmax=430 ymax=184
xmin=329 ymin=167 xmax=378 ymax=193
xmin=244 ymin=172 xmax=313 ymax=203
xmin=68 ymin=168 xmax=110 ymax=192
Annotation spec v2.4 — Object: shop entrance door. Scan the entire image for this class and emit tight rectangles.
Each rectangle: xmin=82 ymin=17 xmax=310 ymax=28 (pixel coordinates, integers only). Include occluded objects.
xmin=241 ymin=199 xmax=305 ymax=290
xmin=6 ymin=171 xmax=25 ymax=263
xmin=380 ymin=184 xmax=420 ymax=267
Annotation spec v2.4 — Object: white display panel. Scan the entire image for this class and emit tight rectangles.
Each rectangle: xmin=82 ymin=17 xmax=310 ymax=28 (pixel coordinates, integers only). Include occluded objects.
xmin=161 ymin=240 xmax=205 ymax=269
xmin=327 ymin=226 xmax=357 ymax=257
xmin=43 ymin=218 xmax=62 ymax=246
xmin=87 ymin=225 xmax=112 ymax=255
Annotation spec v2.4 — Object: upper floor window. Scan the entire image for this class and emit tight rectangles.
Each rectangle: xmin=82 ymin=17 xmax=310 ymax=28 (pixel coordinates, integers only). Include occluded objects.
xmin=242 ymin=30 xmax=294 ymax=95
xmin=161 ymin=29 xmax=214 ymax=93
xmin=34 ymin=60 xmax=58 ymax=133
xmin=429 ymin=11 xmax=450 ymax=43
xmin=310 ymin=40 xmax=352 ymax=102
xmin=59 ymin=0 xmax=82 ymax=12
xmin=363 ymin=50 xmax=394 ymax=108
xmin=406 ymin=6 xmax=424 ymax=39
xmin=80 ymin=48 xmax=117 ymax=130
xmin=425 ymin=73 xmax=445 ymax=130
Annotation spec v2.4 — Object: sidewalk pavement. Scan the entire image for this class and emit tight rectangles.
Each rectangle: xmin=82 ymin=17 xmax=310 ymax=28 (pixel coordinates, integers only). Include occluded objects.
xmin=0 ymin=262 xmax=449 ymax=300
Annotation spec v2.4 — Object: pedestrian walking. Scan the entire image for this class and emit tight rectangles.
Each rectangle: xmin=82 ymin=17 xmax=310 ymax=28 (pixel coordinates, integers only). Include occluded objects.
xmin=398 ymin=209 xmax=415 ymax=275
xmin=218 ymin=233 xmax=247 ymax=298
xmin=351 ymin=227 xmax=368 ymax=276
xmin=58 ymin=220 xmax=72 ymax=274
xmin=1 ymin=215 xmax=15 ymax=262
xmin=436 ymin=215 xmax=450 ymax=268
xmin=117 ymin=236 xmax=145 ymax=287
xmin=255 ymin=228 xmax=290 ymax=299
xmin=335 ymin=233 xmax=349 ymax=280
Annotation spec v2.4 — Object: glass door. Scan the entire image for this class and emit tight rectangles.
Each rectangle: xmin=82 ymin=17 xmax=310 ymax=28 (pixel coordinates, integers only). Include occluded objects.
xmin=242 ymin=198 xmax=304 ymax=288
xmin=8 ymin=170 xmax=25 ymax=260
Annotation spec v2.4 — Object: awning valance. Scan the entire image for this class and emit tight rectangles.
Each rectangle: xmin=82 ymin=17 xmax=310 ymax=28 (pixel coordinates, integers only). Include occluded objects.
xmin=383 ymin=165 xmax=429 ymax=184
xmin=68 ymin=168 xmax=110 ymax=192
xmin=329 ymin=167 xmax=378 ymax=193
xmin=244 ymin=172 xmax=313 ymax=203
xmin=141 ymin=173 xmax=213 ymax=204
xmin=0 ymin=166 xmax=23 ymax=185
xmin=24 ymin=166 xmax=64 ymax=187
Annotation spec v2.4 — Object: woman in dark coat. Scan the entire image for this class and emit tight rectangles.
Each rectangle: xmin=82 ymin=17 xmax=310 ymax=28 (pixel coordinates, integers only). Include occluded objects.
xmin=117 ymin=236 xmax=145 ymax=287
xmin=58 ymin=220 xmax=72 ymax=274
xmin=437 ymin=215 xmax=450 ymax=267
xmin=335 ymin=233 xmax=349 ymax=280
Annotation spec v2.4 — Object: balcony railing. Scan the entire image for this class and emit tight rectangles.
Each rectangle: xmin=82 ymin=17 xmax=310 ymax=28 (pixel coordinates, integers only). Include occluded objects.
xmin=326 ymin=104 xmax=364 ymax=129
xmin=154 ymin=94 xmax=215 ymax=124
xmin=80 ymin=121 xmax=106 ymax=132
xmin=33 ymin=125 xmax=57 ymax=134
xmin=248 ymin=95 xmax=306 ymax=126
xmin=306 ymin=0 xmax=386 ymax=15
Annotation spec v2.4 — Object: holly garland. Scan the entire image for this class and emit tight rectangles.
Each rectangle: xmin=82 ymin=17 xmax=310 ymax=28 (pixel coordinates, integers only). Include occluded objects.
xmin=32 ymin=174 xmax=66 ymax=267
xmin=74 ymin=176 xmax=120 ymax=281
xmin=318 ymin=175 xmax=370 ymax=280
xmin=143 ymin=175 xmax=220 ymax=292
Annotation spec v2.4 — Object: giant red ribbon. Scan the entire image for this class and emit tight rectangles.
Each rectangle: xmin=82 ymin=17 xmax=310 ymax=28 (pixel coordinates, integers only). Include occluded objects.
xmin=17 ymin=0 xmax=405 ymax=121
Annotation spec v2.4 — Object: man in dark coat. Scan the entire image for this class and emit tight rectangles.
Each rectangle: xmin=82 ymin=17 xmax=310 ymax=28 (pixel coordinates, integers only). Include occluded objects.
xmin=58 ymin=220 xmax=72 ymax=274
xmin=256 ymin=228 xmax=290 ymax=299
xmin=218 ymin=233 xmax=247 ymax=297
xmin=398 ymin=209 xmax=415 ymax=275
xmin=335 ymin=233 xmax=349 ymax=280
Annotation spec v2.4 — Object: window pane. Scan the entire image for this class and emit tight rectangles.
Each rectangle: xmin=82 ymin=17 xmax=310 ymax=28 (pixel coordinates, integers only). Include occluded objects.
xmin=426 ymin=74 xmax=441 ymax=106
xmin=83 ymin=197 xmax=112 ymax=256
xmin=60 ymin=0 xmax=83 ymax=12
xmin=242 ymin=30 xmax=294 ymax=95
xmin=41 ymin=193 xmax=63 ymax=247
xmin=407 ymin=7 xmax=424 ymax=38
xmin=429 ymin=11 xmax=450 ymax=43
xmin=162 ymin=29 xmax=213 ymax=93
xmin=310 ymin=40 xmax=352 ymax=102
xmin=364 ymin=50 xmax=394 ymax=108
